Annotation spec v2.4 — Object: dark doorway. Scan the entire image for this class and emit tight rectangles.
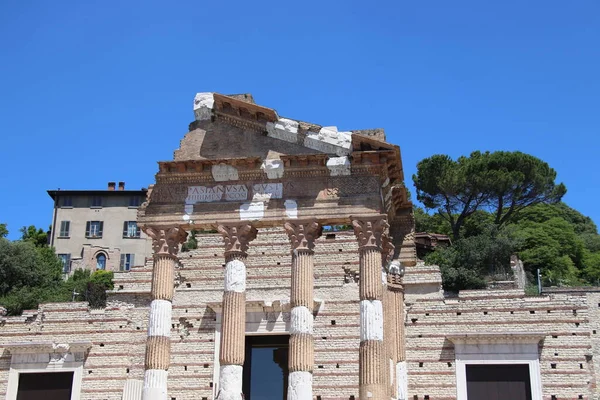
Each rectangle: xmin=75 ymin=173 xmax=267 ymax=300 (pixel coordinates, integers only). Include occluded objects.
xmin=17 ymin=371 xmax=74 ymax=400
xmin=466 ymin=364 xmax=532 ymax=400
xmin=242 ymin=335 xmax=289 ymax=400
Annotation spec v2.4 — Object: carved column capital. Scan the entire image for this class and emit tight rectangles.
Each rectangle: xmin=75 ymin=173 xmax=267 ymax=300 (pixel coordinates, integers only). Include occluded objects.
xmin=217 ymin=222 xmax=258 ymax=258
xmin=351 ymin=215 xmax=389 ymax=250
xmin=382 ymin=235 xmax=395 ymax=265
xmin=144 ymin=225 xmax=187 ymax=257
xmin=284 ymin=219 xmax=322 ymax=252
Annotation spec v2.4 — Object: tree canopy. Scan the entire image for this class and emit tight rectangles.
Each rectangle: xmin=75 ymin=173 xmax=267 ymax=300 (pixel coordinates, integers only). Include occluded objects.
xmin=417 ymin=200 xmax=600 ymax=291
xmin=413 ymin=151 xmax=566 ymax=240
xmin=0 ymin=224 xmax=7 ymax=238
xmin=0 ymin=224 xmax=114 ymax=315
xmin=413 ymin=151 xmax=599 ymax=292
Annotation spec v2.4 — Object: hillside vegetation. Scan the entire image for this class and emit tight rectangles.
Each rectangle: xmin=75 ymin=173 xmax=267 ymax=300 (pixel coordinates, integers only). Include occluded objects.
xmin=0 ymin=224 xmax=113 ymax=316
xmin=413 ymin=151 xmax=600 ymax=291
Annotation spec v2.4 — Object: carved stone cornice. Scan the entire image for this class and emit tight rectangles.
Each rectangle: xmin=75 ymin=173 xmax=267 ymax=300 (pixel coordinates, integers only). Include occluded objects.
xmin=351 ymin=215 xmax=389 ymax=250
xmin=283 ymin=219 xmax=323 ymax=252
xmin=217 ymin=222 xmax=258 ymax=257
xmin=4 ymin=341 xmax=93 ymax=355
xmin=213 ymin=93 xmax=278 ymax=123
xmin=144 ymin=226 xmax=188 ymax=257
xmin=446 ymin=332 xmax=545 ymax=345
xmin=158 ymin=158 xmax=263 ymax=175
xmin=279 ymin=154 xmax=328 ymax=168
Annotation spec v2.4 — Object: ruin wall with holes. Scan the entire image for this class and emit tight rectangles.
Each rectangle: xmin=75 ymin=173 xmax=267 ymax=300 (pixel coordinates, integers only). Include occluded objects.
xmin=2 ymin=229 xmax=600 ymax=400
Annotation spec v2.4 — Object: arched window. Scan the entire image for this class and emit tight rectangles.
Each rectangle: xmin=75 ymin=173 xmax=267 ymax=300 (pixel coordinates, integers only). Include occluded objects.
xmin=96 ymin=253 xmax=106 ymax=270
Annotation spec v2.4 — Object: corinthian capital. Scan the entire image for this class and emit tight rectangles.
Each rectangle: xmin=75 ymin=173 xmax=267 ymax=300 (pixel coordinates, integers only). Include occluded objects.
xmin=351 ymin=215 xmax=389 ymax=250
xmin=284 ymin=219 xmax=322 ymax=252
xmin=144 ymin=226 xmax=188 ymax=257
xmin=217 ymin=222 xmax=258 ymax=257
xmin=382 ymin=234 xmax=395 ymax=264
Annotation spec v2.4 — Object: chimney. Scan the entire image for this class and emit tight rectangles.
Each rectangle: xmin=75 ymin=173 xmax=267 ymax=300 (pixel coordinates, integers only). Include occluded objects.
xmin=118 ymin=182 xmax=125 ymax=191
xmin=108 ymin=182 xmax=116 ymax=191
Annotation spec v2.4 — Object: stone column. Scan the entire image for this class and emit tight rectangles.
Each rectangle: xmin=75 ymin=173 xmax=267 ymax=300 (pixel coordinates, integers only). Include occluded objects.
xmin=284 ymin=220 xmax=322 ymax=400
xmin=352 ymin=215 xmax=389 ymax=400
xmin=142 ymin=226 xmax=187 ymax=400
xmin=216 ymin=223 xmax=258 ymax=400
xmin=382 ymin=237 xmax=396 ymax=400
xmin=394 ymin=284 xmax=407 ymax=400
xmin=387 ymin=261 xmax=406 ymax=400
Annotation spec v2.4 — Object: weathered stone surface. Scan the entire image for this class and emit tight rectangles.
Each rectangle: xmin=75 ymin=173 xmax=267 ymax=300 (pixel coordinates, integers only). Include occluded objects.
xmin=304 ymin=127 xmax=352 ymax=156
xmin=193 ymin=92 xmax=214 ymax=121
xmin=261 ymin=159 xmax=284 ymax=179
xmin=326 ymin=156 xmax=351 ymax=176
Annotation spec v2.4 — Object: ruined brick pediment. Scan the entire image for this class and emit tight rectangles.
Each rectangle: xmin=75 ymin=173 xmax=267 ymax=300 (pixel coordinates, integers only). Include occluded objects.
xmin=139 ymin=92 xmax=413 ymax=249
xmin=175 ymin=92 xmax=397 ymax=161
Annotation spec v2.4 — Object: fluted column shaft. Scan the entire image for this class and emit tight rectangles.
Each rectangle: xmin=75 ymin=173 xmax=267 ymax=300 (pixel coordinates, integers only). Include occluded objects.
xmin=394 ymin=285 xmax=407 ymax=400
xmin=352 ymin=216 xmax=389 ymax=400
xmin=142 ymin=226 xmax=187 ymax=400
xmin=386 ymin=267 xmax=406 ymax=400
xmin=284 ymin=220 xmax=322 ymax=400
xmin=217 ymin=223 xmax=257 ymax=400
xmin=383 ymin=238 xmax=396 ymax=399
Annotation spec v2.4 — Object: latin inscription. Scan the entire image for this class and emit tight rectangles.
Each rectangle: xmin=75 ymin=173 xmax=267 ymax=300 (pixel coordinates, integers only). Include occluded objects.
xmin=150 ymin=176 xmax=379 ymax=204
xmin=185 ymin=185 xmax=249 ymax=203
xmin=252 ymin=183 xmax=283 ymax=200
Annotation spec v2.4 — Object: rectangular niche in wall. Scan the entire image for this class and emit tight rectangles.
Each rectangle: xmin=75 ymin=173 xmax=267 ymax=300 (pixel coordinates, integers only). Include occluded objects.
xmin=466 ymin=364 xmax=532 ymax=400
xmin=17 ymin=371 xmax=74 ymax=400
xmin=447 ymin=332 xmax=544 ymax=400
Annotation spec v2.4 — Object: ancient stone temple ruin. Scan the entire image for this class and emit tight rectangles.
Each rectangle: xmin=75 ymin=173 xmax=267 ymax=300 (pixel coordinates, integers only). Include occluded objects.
xmin=1 ymin=93 xmax=600 ymax=400
xmin=137 ymin=92 xmax=414 ymax=400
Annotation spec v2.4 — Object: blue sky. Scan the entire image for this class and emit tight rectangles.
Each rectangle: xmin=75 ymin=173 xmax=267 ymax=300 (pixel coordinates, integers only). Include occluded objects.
xmin=1 ymin=1 xmax=598 ymax=240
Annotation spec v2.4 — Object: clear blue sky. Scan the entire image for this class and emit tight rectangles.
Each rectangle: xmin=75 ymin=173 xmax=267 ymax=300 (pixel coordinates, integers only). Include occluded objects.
xmin=1 ymin=1 xmax=598 ymax=240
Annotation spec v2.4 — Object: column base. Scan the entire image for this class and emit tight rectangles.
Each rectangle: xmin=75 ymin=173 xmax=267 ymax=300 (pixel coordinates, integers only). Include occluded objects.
xmin=218 ymin=365 xmax=243 ymax=400
xmin=287 ymin=371 xmax=312 ymax=400
xmin=142 ymin=369 xmax=168 ymax=400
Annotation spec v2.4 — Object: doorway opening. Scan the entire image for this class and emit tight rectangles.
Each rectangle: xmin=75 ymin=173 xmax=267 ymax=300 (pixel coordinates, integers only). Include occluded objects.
xmin=242 ymin=335 xmax=289 ymax=400
xmin=466 ymin=364 xmax=532 ymax=400
xmin=17 ymin=371 xmax=74 ymax=400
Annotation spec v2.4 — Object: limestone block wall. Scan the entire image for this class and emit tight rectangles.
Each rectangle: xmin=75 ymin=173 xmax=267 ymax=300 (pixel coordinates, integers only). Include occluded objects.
xmin=405 ymin=288 xmax=596 ymax=400
xmin=0 ymin=301 xmax=149 ymax=400
xmin=587 ymin=292 xmax=600 ymax=399
xmin=166 ymin=228 xmax=364 ymax=399
xmin=2 ymin=228 xmax=599 ymax=400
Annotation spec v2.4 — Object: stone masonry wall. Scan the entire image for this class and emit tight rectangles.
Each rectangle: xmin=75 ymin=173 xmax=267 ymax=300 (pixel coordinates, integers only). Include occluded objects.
xmin=1 ymin=229 xmax=599 ymax=400
xmin=406 ymin=289 xmax=596 ymax=400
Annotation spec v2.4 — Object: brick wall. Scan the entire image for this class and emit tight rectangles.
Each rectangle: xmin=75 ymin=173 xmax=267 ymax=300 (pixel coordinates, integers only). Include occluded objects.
xmin=1 ymin=229 xmax=598 ymax=400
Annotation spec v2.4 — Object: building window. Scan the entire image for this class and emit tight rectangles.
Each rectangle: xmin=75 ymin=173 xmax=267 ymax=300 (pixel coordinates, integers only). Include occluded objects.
xmin=17 ymin=372 xmax=74 ymax=400
xmin=466 ymin=364 xmax=532 ymax=400
xmin=4 ymin=341 xmax=90 ymax=400
xmin=60 ymin=197 xmax=73 ymax=208
xmin=123 ymin=221 xmax=140 ymax=238
xmin=58 ymin=254 xmax=71 ymax=274
xmin=85 ymin=221 xmax=103 ymax=238
xmin=58 ymin=221 xmax=70 ymax=238
xmin=96 ymin=254 xmax=106 ymax=270
xmin=129 ymin=196 xmax=141 ymax=208
xmin=91 ymin=196 xmax=102 ymax=208
xmin=120 ymin=254 xmax=135 ymax=271
xmin=447 ymin=333 xmax=543 ymax=400
xmin=241 ymin=335 xmax=289 ymax=399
